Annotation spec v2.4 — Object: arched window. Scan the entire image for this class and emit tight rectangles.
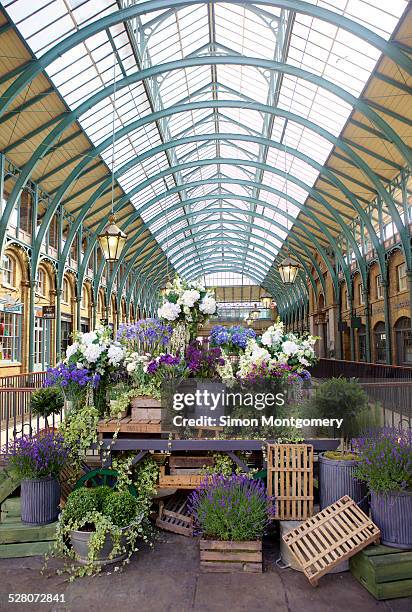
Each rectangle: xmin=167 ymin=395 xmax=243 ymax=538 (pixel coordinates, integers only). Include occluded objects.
xmin=357 ymin=324 xmax=367 ymax=362
xmin=2 ymin=254 xmax=15 ymax=286
xmin=62 ymin=277 xmax=70 ymax=304
xmin=394 ymin=317 xmax=412 ymax=365
xmin=374 ymin=322 xmax=386 ymax=364
xmin=36 ymin=268 xmax=46 ymax=295
xmin=81 ymin=284 xmax=87 ymax=310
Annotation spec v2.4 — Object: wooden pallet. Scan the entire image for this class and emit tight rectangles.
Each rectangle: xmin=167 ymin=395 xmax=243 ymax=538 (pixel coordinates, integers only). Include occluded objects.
xmin=200 ymin=539 xmax=262 ymax=573
xmin=283 ymin=495 xmax=381 ymax=586
xmin=97 ymin=417 xmax=162 ymax=434
xmin=156 ymin=493 xmax=193 ymax=536
xmin=267 ymin=443 xmax=314 ymax=520
xmin=350 ymin=544 xmax=412 ymax=600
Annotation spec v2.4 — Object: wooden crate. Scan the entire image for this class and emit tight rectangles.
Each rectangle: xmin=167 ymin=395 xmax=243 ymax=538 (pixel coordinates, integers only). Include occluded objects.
xmin=97 ymin=417 xmax=162 ymax=434
xmin=156 ymin=493 xmax=193 ymax=536
xmin=350 ymin=544 xmax=412 ymax=600
xmin=169 ymin=455 xmax=214 ymax=475
xmin=267 ymin=443 xmax=314 ymax=520
xmin=283 ymin=495 xmax=381 ymax=586
xmin=158 ymin=466 xmax=205 ymax=489
xmin=200 ymin=539 xmax=262 ymax=573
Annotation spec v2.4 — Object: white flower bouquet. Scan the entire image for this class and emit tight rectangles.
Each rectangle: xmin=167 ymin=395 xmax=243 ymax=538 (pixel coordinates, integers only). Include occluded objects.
xmin=158 ymin=276 xmax=217 ymax=340
xmin=260 ymin=319 xmax=318 ymax=371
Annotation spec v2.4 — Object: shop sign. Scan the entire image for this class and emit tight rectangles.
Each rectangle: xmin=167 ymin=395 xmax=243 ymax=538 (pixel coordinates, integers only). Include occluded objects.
xmin=42 ymin=305 xmax=56 ymax=319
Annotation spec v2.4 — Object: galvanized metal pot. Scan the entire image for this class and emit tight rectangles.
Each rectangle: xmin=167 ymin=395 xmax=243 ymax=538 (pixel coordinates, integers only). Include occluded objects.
xmin=319 ymin=453 xmax=368 ymax=512
xmin=371 ymin=490 xmax=412 ymax=549
xmin=21 ymin=476 xmax=60 ymax=526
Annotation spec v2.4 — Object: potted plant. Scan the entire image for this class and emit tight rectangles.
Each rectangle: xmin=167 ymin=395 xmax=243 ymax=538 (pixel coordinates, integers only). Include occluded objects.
xmin=52 ymin=485 xmax=152 ymax=578
xmin=189 ymin=473 xmax=274 ymax=573
xmin=30 ymin=386 xmax=64 ymax=429
xmin=353 ymin=427 xmax=412 ymax=549
xmin=5 ymin=432 xmax=69 ymax=525
xmin=307 ymin=377 xmax=371 ymax=510
xmin=125 ymin=352 xmax=187 ymax=421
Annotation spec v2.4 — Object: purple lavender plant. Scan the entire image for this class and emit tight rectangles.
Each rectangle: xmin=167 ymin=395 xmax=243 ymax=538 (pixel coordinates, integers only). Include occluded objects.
xmin=188 ymin=473 xmax=274 ymax=541
xmin=353 ymin=427 xmax=412 ymax=494
xmin=5 ymin=433 xmax=70 ymax=479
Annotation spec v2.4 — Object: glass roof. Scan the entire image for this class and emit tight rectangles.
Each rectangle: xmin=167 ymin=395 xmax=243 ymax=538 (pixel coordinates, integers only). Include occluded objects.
xmin=3 ymin=0 xmax=408 ymax=284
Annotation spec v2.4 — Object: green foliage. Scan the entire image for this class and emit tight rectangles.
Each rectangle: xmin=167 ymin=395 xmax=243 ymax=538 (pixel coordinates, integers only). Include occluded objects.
xmin=30 ymin=386 xmax=64 ymax=420
xmin=59 ymin=404 xmax=99 ymax=478
xmin=102 ymin=490 xmax=138 ymax=528
xmin=45 ymin=485 xmax=153 ymax=581
xmin=307 ymin=377 xmax=369 ymax=443
xmin=324 ymin=451 xmax=358 ymax=461
xmin=63 ymin=487 xmax=98 ymax=524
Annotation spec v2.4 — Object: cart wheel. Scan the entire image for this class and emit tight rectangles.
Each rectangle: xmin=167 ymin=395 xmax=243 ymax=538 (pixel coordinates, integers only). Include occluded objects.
xmin=73 ymin=468 xmax=137 ymax=497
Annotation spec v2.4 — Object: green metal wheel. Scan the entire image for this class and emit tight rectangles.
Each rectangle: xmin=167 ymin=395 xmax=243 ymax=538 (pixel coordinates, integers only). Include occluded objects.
xmin=73 ymin=468 xmax=137 ymax=497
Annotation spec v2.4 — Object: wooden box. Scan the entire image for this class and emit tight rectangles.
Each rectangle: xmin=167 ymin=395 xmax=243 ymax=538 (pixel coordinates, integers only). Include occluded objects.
xmin=130 ymin=396 xmax=162 ymax=421
xmin=350 ymin=544 xmax=412 ymax=600
xmin=156 ymin=493 xmax=193 ymax=536
xmin=158 ymin=466 xmax=205 ymax=489
xmin=200 ymin=539 xmax=262 ymax=573
xmin=267 ymin=443 xmax=314 ymax=520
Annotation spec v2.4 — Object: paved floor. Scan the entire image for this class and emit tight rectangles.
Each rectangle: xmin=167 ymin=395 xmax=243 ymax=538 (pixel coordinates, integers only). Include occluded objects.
xmin=0 ymin=533 xmax=410 ymax=612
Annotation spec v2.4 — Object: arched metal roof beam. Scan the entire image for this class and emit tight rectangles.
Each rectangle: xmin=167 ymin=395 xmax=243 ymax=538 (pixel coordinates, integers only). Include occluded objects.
xmin=118 ymin=215 xmax=324 ymax=308
xmin=2 ymin=57 xmax=410 ymax=266
xmin=1 ymin=0 xmax=411 ymax=119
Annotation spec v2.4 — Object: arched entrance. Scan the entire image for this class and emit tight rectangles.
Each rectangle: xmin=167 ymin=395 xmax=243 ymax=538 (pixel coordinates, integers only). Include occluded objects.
xmin=394 ymin=317 xmax=412 ymax=365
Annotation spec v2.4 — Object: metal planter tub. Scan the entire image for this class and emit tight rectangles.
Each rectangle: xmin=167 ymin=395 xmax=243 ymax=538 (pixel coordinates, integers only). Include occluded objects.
xmin=21 ymin=476 xmax=61 ymax=526
xmin=319 ymin=453 xmax=368 ymax=512
xmin=69 ymin=526 xmax=130 ymax=566
xmin=371 ymin=490 xmax=412 ymax=549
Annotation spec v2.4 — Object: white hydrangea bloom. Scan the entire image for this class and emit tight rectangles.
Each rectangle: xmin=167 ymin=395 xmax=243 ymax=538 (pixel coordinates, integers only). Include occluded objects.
xmin=180 ymin=289 xmax=200 ymax=308
xmin=199 ymin=295 xmax=216 ymax=314
xmin=107 ymin=344 xmax=125 ymax=366
xmin=158 ymin=302 xmax=181 ymax=321
xmin=83 ymin=343 xmax=106 ymax=363
xmin=66 ymin=342 xmax=79 ymax=359
xmin=81 ymin=331 xmax=97 ymax=345
xmin=126 ymin=361 xmax=136 ymax=373
xmin=282 ymin=340 xmax=299 ymax=355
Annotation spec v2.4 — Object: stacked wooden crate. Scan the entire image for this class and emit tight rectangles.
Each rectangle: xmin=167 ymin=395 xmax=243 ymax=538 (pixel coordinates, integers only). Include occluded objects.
xmin=350 ymin=544 xmax=412 ymax=600
xmin=0 ymin=496 xmax=57 ymax=558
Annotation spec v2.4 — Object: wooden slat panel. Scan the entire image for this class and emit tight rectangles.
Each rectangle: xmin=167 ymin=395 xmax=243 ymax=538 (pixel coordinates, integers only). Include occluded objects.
xmin=283 ymin=495 xmax=381 ymax=586
xmin=267 ymin=444 xmax=314 ymax=520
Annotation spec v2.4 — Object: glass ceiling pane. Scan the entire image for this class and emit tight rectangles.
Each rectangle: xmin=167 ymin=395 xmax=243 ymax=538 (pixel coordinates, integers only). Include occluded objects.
xmin=3 ymin=0 xmax=408 ymax=284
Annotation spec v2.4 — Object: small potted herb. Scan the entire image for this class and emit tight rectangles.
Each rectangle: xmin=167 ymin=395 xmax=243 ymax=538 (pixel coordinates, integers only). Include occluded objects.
xmin=30 ymin=386 xmax=64 ymax=429
xmin=108 ymin=384 xmax=131 ymax=419
xmin=353 ymin=427 xmax=412 ymax=549
xmin=52 ymin=485 xmax=152 ymax=579
xmin=5 ymin=433 xmax=69 ymax=525
xmin=189 ymin=473 xmax=274 ymax=573
xmin=308 ymin=377 xmax=370 ymax=510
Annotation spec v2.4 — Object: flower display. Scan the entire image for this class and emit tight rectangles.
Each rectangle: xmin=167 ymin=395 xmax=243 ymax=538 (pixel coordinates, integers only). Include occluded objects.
xmin=259 ymin=319 xmax=317 ymax=370
xmin=4 ymin=432 xmax=70 ymax=479
xmin=116 ymin=319 xmax=172 ymax=355
xmin=209 ymin=325 xmax=256 ymax=354
xmin=157 ymin=276 xmax=217 ymax=335
xmin=185 ymin=342 xmax=225 ymax=379
xmin=44 ymin=362 xmax=100 ymax=406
